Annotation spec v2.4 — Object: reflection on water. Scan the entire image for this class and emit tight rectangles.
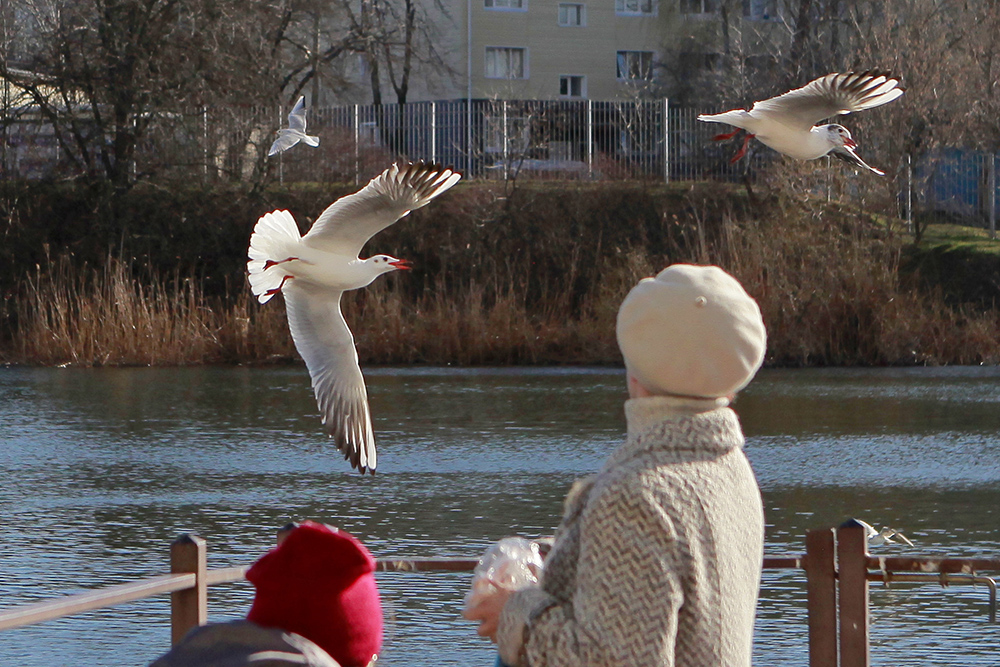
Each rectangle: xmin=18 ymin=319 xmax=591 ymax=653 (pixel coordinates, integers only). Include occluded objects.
xmin=1 ymin=365 xmax=999 ymax=666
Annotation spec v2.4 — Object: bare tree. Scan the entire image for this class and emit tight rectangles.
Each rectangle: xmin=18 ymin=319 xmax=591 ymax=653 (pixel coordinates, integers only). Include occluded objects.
xmin=2 ymin=0 xmax=288 ymax=187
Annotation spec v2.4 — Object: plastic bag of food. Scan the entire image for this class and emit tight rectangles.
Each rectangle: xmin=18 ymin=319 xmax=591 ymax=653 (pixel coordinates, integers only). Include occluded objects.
xmin=464 ymin=537 xmax=544 ymax=611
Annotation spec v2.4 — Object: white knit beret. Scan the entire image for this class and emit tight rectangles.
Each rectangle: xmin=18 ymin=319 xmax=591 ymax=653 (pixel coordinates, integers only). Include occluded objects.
xmin=616 ymin=264 xmax=767 ymax=399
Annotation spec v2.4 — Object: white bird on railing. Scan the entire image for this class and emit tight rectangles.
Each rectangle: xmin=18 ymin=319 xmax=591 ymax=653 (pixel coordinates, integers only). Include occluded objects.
xmin=268 ymin=96 xmax=320 ymax=156
xmin=856 ymin=519 xmax=915 ymax=547
xmin=247 ymin=162 xmax=462 ymax=473
xmin=698 ymin=70 xmax=904 ymax=175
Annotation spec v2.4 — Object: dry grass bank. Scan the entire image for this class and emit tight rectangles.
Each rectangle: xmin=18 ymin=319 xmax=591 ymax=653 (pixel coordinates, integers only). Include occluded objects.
xmin=3 ymin=179 xmax=999 ymax=367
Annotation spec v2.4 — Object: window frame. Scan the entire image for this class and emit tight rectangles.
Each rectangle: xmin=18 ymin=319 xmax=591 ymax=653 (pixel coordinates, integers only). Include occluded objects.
xmin=558 ymin=2 xmax=586 ymax=26
xmin=679 ymin=0 xmax=719 ymax=15
xmin=615 ymin=0 xmax=656 ymax=16
xmin=615 ymin=50 xmax=653 ymax=81
xmin=742 ymin=0 xmax=777 ymax=21
xmin=559 ymin=74 xmax=586 ymax=98
xmin=484 ymin=46 xmax=529 ymax=80
xmin=485 ymin=0 xmax=527 ymax=12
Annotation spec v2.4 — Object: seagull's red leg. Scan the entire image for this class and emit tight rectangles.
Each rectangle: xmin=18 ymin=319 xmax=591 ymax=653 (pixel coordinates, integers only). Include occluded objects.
xmin=263 ymin=257 xmax=300 ymax=270
xmin=713 ymin=128 xmax=742 ymax=142
xmin=263 ymin=275 xmax=294 ymax=298
xmin=730 ymin=133 xmax=756 ymax=164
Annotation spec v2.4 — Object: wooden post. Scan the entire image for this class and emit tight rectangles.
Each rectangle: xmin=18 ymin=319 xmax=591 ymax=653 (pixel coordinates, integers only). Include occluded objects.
xmin=805 ymin=528 xmax=837 ymax=667
xmin=170 ymin=534 xmax=207 ymax=645
xmin=837 ymin=520 xmax=870 ymax=667
xmin=277 ymin=522 xmax=300 ymax=546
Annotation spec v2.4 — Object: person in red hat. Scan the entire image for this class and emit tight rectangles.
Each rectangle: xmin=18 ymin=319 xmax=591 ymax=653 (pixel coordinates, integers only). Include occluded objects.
xmin=151 ymin=521 xmax=383 ymax=667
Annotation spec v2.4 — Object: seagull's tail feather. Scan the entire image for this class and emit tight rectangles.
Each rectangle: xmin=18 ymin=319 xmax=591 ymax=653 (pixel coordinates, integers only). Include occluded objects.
xmin=247 ymin=209 xmax=302 ymax=303
xmin=698 ymin=109 xmax=753 ymax=130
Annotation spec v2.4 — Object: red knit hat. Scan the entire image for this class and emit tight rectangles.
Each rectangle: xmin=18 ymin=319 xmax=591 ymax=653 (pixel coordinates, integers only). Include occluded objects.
xmin=246 ymin=521 xmax=383 ymax=667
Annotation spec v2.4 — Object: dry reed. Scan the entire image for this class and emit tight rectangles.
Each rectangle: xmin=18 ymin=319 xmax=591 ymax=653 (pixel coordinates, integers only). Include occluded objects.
xmin=5 ymin=179 xmax=999 ymax=367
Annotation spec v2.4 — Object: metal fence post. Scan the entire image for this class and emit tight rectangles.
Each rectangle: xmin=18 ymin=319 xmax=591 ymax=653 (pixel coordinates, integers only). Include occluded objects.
xmin=431 ymin=102 xmax=437 ymax=164
xmin=837 ymin=520 xmax=870 ymax=667
xmin=354 ymin=104 xmax=360 ymax=185
xmin=663 ymin=97 xmax=670 ymax=184
xmin=587 ymin=99 xmax=594 ymax=178
xmin=805 ymin=528 xmax=837 ymax=667
xmin=170 ymin=534 xmax=207 ymax=645
xmin=502 ymin=100 xmax=509 ymax=180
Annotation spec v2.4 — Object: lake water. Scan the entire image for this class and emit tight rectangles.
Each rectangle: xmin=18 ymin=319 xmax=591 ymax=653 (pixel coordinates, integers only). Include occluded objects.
xmin=1 ymin=365 xmax=999 ymax=665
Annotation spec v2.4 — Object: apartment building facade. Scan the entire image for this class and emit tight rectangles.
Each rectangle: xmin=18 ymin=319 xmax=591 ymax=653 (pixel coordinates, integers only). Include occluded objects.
xmin=376 ymin=0 xmax=787 ymax=103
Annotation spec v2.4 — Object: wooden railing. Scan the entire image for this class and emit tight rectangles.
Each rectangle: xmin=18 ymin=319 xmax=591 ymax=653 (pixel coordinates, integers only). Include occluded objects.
xmin=0 ymin=521 xmax=996 ymax=667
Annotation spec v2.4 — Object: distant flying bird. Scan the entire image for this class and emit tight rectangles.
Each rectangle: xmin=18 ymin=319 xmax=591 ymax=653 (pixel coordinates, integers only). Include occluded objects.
xmin=856 ymin=519 xmax=915 ymax=547
xmin=268 ymin=96 xmax=320 ymax=157
xmin=247 ymin=162 xmax=461 ymax=473
xmin=698 ymin=71 xmax=904 ymax=175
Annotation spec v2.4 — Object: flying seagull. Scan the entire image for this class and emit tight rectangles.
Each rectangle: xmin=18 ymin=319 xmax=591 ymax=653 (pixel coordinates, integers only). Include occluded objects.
xmin=268 ymin=96 xmax=320 ymax=157
xmin=247 ymin=162 xmax=462 ymax=473
xmin=856 ymin=519 xmax=915 ymax=547
xmin=698 ymin=71 xmax=904 ymax=175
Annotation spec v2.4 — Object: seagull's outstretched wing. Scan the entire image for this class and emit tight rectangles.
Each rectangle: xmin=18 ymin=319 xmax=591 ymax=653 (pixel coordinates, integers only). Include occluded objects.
xmin=303 ymin=162 xmax=461 ymax=256
xmin=283 ymin=281 xmax=376 ymax=473
xmin=882 ymin=527 xmax=915 ymax=547
xmin=854 ymin=519 xmax=879 ymax=540
xmin=830 ymin=145 xmax=886 ymax=176
xmin=751 ymin=71 xmax=904 ymax=131
xmin=287 ymin=96 xmax=308 ymax=132
xmin=268 ymin=131 xmax=302 ymax=157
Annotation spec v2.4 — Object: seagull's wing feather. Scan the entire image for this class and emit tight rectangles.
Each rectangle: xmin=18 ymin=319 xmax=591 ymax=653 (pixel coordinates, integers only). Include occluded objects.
xmin=268 ymin=131 xmax=303 ymax=157
xmin=303 ymin=162 xmax=462 ymax=256
xmin=885 ymin=528 xmax=915 ymax=547
xmin=751 ymin=71 xmax=904 ymax=131
xmin=283 ymin=282 xmax=376 ymax=473
xmin=831 ymin=145 xmax=886 ymax=176
xmin=287 ymin=96 xmax=308 ymax=132
xmin=854 ymin=519 xmax=878 ymax=538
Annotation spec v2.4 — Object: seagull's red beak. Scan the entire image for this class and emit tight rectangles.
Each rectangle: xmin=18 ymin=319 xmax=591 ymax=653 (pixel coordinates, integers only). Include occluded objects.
xmin=844 ymin=137 xmax=858 ymax=149
xmin=390 ymin=259 xmax=413 ymax=270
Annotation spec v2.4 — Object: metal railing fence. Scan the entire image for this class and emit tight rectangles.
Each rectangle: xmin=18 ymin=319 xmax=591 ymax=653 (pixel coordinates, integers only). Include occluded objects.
xmin=0 ymin=98 xmax=996 ymax=235
xmin=0 ymin=522 xmax=996 ymax=667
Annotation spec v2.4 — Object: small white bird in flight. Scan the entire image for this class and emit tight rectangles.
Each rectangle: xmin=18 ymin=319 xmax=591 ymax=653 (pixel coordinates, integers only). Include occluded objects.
xmin=247 ymin=162 xmax=462 ymax=473
xmin=698 ymin=70 xmax=904 ymax=175
xmin=856 ymin=519 xmax=915 ymax=547
xmin=268 ymin=96 xmax=320 ymax=156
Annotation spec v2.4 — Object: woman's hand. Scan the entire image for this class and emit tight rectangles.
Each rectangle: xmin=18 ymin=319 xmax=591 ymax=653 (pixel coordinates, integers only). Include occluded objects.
xmin=462 ymin=581 xmax=514 ymax=642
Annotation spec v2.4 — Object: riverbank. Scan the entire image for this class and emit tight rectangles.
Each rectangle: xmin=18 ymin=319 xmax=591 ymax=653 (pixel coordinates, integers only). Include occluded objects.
xmin=1 ymin=179 xmax=998 ymax=366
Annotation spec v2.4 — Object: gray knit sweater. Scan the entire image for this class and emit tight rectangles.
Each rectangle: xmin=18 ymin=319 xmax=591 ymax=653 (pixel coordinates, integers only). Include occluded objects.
xmin=496 ymin=395 xmax=764 ymax=667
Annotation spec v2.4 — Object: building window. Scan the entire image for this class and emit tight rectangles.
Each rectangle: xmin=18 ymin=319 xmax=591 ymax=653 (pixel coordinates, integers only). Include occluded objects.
xmin=485 ymin=0 xmax=525 ymax=9
xmin=559 ymin=75 xmax=585 ymax=97
xmin=680 ymin=0 xmax=719 ymax=13
xmin=742 ymin=0 xmax=776 ymax=20
xmin=616 ymin=51 xmax=653 ymax=81
xmin=559 ymin=3 xmax=585 ymax=26
xmin=616 ymin=0 xmax=655 ymax=15
xmin=485 ymin=47 xmax=527 ymax=79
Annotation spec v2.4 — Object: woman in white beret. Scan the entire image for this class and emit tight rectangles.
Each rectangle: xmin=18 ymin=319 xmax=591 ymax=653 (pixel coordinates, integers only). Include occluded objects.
xmin=465 ymin=264 xmax=767 ymax=667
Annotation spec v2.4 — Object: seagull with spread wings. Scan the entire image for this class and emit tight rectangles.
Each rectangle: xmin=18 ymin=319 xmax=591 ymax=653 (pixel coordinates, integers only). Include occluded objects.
xmin=856 ymin=519 xmax=915 ymax=547
xmin=698 ymin=71 xmax=904 ymax=175
xmin=247 ymin=162 xmax=462 ymax=473
xmin=268 ymin=96 xmax=320 ymax=157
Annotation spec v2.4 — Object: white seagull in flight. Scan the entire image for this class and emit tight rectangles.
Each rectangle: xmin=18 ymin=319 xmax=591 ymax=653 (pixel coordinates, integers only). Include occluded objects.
xmin=268 ymin=96 xmax=320 ymax=156
xmin=698 ymin=70 xmax=904 ymax=175
xmin=247 ymin=162 xmax=462 ymax=473
xmin=856 ymin=519 xmax=915 ymax=547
